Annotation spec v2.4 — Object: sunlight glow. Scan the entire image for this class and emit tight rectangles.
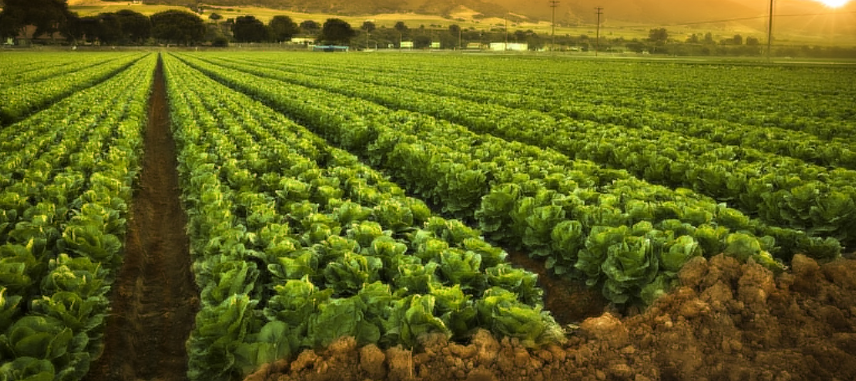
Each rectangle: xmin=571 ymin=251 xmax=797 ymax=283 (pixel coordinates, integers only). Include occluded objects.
xmin=814 ymin=0 xmax=850 ymax=7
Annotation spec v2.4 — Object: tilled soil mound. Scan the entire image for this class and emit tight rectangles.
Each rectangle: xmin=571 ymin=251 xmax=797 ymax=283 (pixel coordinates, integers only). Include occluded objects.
xmin=244 ymin=254 xmax=856 ymax=381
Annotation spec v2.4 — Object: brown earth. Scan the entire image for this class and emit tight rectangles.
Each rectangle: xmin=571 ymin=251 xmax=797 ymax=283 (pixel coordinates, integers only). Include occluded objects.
xmin=85 ymin=56 xmax=199 ymax=381
xmin=244 ymin=254 xmax=856 ymax=381
xmin=505 ymin=250 xmax=607 ymax=325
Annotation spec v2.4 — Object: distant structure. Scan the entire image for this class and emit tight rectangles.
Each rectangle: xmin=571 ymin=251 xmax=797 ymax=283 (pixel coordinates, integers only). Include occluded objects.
xmin=312 ymin=45 xmax=349 ymax=52
xmin=290 ymin=37 xmax=315 ymax=45
xmin=490 ymin=42 xmax=528 ymax=51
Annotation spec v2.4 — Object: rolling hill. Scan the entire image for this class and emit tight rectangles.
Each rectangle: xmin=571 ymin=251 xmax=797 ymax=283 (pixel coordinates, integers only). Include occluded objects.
xmin=122 ymin=0 xmax=855 ymax=37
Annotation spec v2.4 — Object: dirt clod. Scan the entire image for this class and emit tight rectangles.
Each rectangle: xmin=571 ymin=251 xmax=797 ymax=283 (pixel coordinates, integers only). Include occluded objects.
xmin=579 ymin=312 xmax=629 ymax=347
xmin=247 ymin=254 xmax=856 ymax=381
xmin=360 ymin=344 xmax=387 ymax=380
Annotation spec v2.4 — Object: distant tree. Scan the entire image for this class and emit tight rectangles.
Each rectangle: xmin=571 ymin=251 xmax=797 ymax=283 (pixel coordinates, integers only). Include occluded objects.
xmin=648 ymin=28 xmax=668 ymax=44
xmin=361 ymin=21 xmax=376 ymax=34
xmin=732 ymin=34 xmax=743 ymax=45
xmin=69 ymin=13 xmax=121 ymax=45
xmin=394 ymin=21 xmax=408 ymax=32
xmin=150 ymin=9 xmax=205 ymax=45
xmin=115 ymin=9 xmax=151 ymax=44
xmin=394 ymin=21 xmax=407 ymax=45
xmin=360 ymin=20 xmax=375 ymax=48
xmin=703 ymin=32 xmax=715 ymax=44
xmin=209 ymin=12 xmax=223 ymax=22
xmin=0 ymin=0 xmax=75 ymax=40
xmin=232 ymin=15 xmax=268 ymax=42
xmin=513 ymin=30 xmax=526 ymax=43
xmin=319 ymin=18 xmax=355 ymax=45
xmin=686 ymin=33 xmax=699 ymax=43
xmin=212 ymin=35 xmax=229 ymax=47
xmin=413 ymin=35 xmax=431 ymax=48
xmin=438 ymin=31 xmax=457 ymax=49
xmin=269 ymin=15 xmax=298 ymax=42
xmin=95 ymin=12 xmax=122 ymax=45
xmin=73 ymin=15 xmax=101 ymax=43
xmin=448 ymin=24 xmax=460 ymax=37
xmin=300 ymin=20 xmax=320 ymax=35
xmin=394 ymin=21 xmax=408 ymax=36
xmin=526 ymin=32 xmax=543 ymax=51
xmin=746 ymin=36 xmax=760 ymax=46
xmin=64 ymin=13 xmax=84 ymax=42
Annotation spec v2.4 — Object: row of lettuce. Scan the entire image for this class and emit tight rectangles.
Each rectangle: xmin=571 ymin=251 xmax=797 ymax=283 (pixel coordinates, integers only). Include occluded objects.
xmin=266 ymin=55 xmax=856 ymax=170
xmin=186 ymin=53 xmax=856 ymax=251
xmin=0 ymin=53 xmax=143 ymax=126
xmin=161 ymin=54 xmax=564 ymax=381
xmin=288 ymin=54 xmax=855 ymax=145
xmin=174 ymin=53 xmax=841 ymax=312
xmin=0 ymin=53 xmax=154 ymax=380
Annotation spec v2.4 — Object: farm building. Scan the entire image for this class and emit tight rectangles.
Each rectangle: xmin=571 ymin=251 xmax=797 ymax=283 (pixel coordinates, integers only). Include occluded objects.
xmin=489 ymin=42 xmax=529 ymax=51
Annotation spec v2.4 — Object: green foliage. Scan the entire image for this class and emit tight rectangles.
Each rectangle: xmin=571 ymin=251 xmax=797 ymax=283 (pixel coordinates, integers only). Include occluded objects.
xmin=476 ymin=287 xmax=564 ymax=347
xmin=232 ymin=15 xmax=268 ymax=43
xmin=0 ymin=356 xmax=55 ymax=381
xmin=319 ymin=18 xmax=355 ymax=45
xmin=187 ymin=294 xmax=259 ymax=381
xmin=150 ymin=10 xmax=205 ymax=45
xmin=163 ymin=53 xmax=566 ymax=381
xmin=0 ymin=54 xmax=154 ymax=379
xmin=383 ymin=294 xmax=449 ymax=347
xmin=269 ymin=15 xmax=299 ymax=42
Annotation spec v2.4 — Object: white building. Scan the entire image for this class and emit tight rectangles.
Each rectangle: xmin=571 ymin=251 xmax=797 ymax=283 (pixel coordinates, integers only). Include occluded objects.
xmin=489 ymin=42 xmax=528 ymax=52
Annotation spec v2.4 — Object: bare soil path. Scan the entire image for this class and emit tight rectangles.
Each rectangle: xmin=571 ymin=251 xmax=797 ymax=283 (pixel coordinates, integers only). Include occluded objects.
xmin=86 ymin=55 xmax=199 ymax=381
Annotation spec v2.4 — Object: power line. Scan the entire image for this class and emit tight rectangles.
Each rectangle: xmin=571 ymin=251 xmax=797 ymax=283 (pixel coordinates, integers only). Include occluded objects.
xmin=768 ymin=0 xmax=775 ymax=59
xmin=550 ymin=0 xmax=559 ymax=51
xmin=611 ymin=11 xmax=856 ymax=29
xmin=595 ymin=7 xmax=603 ymax=56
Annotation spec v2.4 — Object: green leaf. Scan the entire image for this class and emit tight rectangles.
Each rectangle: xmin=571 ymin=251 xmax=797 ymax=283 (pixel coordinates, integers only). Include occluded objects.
xmin=0 ymin=357 xmax=55 ymax=381
xmin=2 ymin=316 xmax=72 ymax=360
xmin=307 ymin=296 xmax=379 ymax=348
xmin=383 ymin=294 xmax=449 ymax=347
xmin=661 ymin=235 xmax=702 ymax=275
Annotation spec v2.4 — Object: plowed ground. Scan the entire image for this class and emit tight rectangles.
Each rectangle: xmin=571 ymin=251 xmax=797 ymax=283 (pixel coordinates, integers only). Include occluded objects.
xmin=85 ymin=57 xmax=199 ymax=381
xmin=246 ymin=254 xmax=856 ymax=381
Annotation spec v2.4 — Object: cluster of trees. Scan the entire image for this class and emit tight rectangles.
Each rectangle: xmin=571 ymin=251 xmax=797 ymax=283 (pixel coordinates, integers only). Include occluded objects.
xmin=354 ymin=21 xmax=544 ymax=50
xmin=683 ymin=31 xmax=760 ymax=46
xmin=0 ymin=0 xmax=353 ymax=46
xmin=231 ymin=15 xmax=298 ymax=43
xmin=0 ymin=0 xmax=206 ymax=45
xmin=0 ymin=0 xmax=75 ymax=42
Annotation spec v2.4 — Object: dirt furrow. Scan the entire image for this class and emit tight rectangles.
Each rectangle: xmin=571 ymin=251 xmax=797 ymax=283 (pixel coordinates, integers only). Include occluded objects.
xmin=86 ymin=55 xmax=199 ymax=381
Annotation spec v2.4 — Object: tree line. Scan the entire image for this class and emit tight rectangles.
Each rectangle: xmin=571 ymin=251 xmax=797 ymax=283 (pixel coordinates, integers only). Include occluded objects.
xmin=0 ymin=0 xmax=356 ymax=46
xmin=2 ymin=0 xmax=854 ymax=58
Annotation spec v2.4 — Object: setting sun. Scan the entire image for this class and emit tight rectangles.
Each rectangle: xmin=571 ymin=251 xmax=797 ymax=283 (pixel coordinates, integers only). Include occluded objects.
xmin=814 ymin=0 xmax=850 ymax=7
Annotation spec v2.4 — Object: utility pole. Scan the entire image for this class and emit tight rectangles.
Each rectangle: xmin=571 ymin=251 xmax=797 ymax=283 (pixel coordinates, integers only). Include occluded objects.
xmin=595 ymin=7 xmax=603 ymax=56
xmin=550 ymin=0 xmax=559 ymax=51
xmin=767 ymin=0 xmax=775 ymax=59
xmin=505 ymin=14 xmax=509 ymax=50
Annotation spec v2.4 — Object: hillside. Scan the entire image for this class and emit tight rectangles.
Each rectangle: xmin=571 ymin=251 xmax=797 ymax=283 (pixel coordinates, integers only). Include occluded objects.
xmin=119 ymin=0 xmax=855 ymax=38
xmin=131 ymin=0 xmax=512 ymax=17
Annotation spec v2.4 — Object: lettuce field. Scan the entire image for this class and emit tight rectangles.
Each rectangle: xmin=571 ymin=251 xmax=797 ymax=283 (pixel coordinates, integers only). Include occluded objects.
xmin=2 ymin=51 xmax=856 ymax=381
